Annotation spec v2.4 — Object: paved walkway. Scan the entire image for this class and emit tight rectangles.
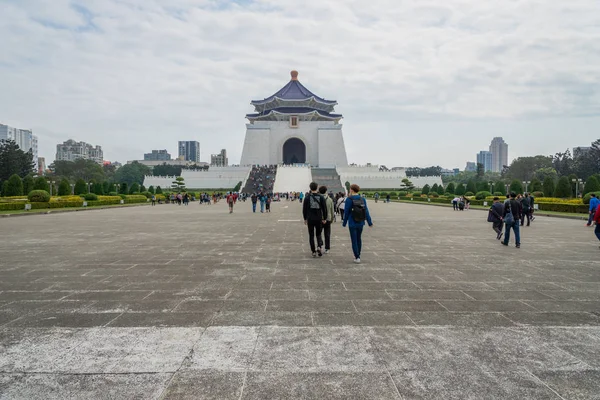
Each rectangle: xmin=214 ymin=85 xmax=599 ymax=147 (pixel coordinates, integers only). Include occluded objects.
xmin=0 ymin=200 xmax=599 ymax=399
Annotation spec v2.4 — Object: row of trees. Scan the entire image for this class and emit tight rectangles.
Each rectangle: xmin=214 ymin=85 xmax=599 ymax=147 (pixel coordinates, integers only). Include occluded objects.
xmin=420 ymin=175 xmax=600 ymax=198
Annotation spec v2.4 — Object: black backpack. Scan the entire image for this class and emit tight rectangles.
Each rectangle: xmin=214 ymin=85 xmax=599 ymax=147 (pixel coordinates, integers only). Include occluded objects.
xmin=351 ymin=198 xmax=366 ymax=223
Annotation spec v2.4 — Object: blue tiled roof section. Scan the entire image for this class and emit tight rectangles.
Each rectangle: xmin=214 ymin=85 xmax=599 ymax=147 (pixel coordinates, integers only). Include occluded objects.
xmin=251 ymin=80 xmax=337 ymax=105
xmin=246 ymin=107 xmax=342 ymax=119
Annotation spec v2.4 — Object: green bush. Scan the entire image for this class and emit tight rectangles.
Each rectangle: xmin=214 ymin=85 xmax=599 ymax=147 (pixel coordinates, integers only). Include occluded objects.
xmin=388 ymin=192 xmax=397 ymax=197
xmin=48 ymin=201 xmax=83 ymax=208
xmin=397 ymin=191 xmax=408 ymax=196
xmin=119 ymin=194 xmax=127 ymax=199
xmin=493 ymin=192 xmax=503 ymax=196
xmin=584 ymin=176 xmax=600 ymax=194
xmin=108 ymin=192 xmax=118 ymax=196
xmin=429 ymin=192 xmax=439 ymax=198
xmin=554 ymin=176 xmax=571 ymax=198
xmin=411 ymin=191 xmax=421 ymax=196
xmin=28 ymin=190 xmax=51 ymax=202
xmin=0 ymin=202 xmax=26 ymax=211
xmin=129 ymin=183 xmax=140 ymax=194
xmin=537 ymin=203 xmax=588 ymax=213
xmin=141 ymin=191 xmax=152 ymax=198
xmin=532 ymin=191 xmax=544 ymax=198
xmin=123 ymin=195 xmax=147 ymax=204
xmin=465 ymin=191 xmax=474 ymax=196
xmin=58 ymin=179 xmax=71 ymax=196
xmin=84 ymin=193 xmax=98 ymax=201
xmin=74 ymin=179 xmax=87 ymax=195
xmin=475 ymin=191 xmax=492 ymax=200
xmin=22 ymin=175 xmax=34 ymax=195
xmin=156 ymin=186 xmax=163 ymax=194
xmin=32 ymin=176 xmax=49 ymax=192
xmin=583 ymin=192 xmax=600 ymax=205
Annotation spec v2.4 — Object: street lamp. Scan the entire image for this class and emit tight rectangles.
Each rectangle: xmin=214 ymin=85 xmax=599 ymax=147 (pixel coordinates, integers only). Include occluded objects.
xmin=572 ymin=178 xmax=583 ymax=198
xmin=505 ymin=184 xmax=510 ymax=194
xmin=70 ymin=183 xmax=75 ymax=195
xmin=489 ymin=182 xmax=493 ymax=193
xmin=523 ymin=181 xmax=530 ymax=193
xmin=88 ymin=182 xmax=93 ymax=194
xmin=47 ymin=180 xmax=51 ymax=196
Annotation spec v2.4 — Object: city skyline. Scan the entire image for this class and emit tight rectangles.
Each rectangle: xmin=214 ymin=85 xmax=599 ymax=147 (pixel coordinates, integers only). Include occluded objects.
xmin=1 ymin=1 xmax=599 ymax=168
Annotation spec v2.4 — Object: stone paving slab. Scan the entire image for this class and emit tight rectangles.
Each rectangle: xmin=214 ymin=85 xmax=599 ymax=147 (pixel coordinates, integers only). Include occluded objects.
xmin=0 ymin=201 xmax=599 ymax=398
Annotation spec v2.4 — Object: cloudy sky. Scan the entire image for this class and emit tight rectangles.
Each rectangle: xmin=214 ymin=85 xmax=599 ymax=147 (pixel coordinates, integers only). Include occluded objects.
xmin=1 ymin=0 xmax=599 ymax=169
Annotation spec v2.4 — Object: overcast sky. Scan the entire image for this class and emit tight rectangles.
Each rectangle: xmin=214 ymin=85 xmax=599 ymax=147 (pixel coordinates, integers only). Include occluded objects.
xmin=1 ymin=0 xmax=599 ymax=169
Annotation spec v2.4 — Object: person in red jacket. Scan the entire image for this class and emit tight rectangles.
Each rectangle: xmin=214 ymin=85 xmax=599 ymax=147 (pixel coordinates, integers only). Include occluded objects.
xmin=593 ymin=207 xmax=600 ymax=247
xmin=226 ymin=192 xmax=235 ymax=214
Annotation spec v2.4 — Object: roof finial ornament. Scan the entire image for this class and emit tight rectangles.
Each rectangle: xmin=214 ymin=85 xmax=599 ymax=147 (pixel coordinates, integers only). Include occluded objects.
xmin=290 ymin=70 xmax=299 ymax=81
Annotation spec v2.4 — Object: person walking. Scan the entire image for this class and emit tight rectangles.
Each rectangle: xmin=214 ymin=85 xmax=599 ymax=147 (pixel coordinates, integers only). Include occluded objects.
xmin=303 ymin=182 xmax=327 ymax=258
xmin=337 ymin=194 xmax=346 ymax=222
xmin=520 ymin=193 xmax=531 ymax=226
xmin=488 ymin=197 xmax=504 ymax=240
xmin=299 ymin=191 xmax=304 ymax=205
xmin=502 ymin=192 xmax=522 ymax=248
xmin=593 ymin=206 xmax=600 ymax=248
xmin=151 ymin=194 xmax=156 ymax=206
xmin=259 ymin=192 xmax=267 ymax=213
xmin=319 ymin=186 xmax=335 ymax=254
xmin=251 ymin=193 xmax=258 ymax=213
xmin=587 ymin=193 xmax=599 ymax=227
xmin=452 ymin=196 xmax=459 ymax=211
xmin=226 ymin=192 xmax=235 ymax=214
xmin=342 ymin=184 xmax=373 ymax=263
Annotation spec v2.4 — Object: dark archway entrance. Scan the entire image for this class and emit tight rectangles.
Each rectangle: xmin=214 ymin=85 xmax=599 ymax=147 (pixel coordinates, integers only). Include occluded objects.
xmin=283 ymin=138 xmax=306 ymax=164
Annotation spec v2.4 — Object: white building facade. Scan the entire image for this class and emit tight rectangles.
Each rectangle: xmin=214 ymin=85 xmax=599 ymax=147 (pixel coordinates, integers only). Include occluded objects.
xmin=489 ymin=137 xmax=508 ymax=173
xmin=56 ymin=139 xmax=103 ymax=164
xmin=240 ymin=71 xmax=348 ymax=168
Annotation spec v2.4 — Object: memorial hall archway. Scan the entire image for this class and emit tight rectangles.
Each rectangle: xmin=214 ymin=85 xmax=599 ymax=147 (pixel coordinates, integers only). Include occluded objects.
xmin=282 ymin=138 xmax=306 ymax=164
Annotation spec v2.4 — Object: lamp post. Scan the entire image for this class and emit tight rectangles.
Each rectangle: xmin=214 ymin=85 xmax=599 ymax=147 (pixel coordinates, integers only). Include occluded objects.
xmin=523 ymin=181 xmax=530 ymax=193
xmin=47 ymin=180 xmax=51 ymax=196
xmin=70 ymin=183 xmax=75 ymax=195
xmin=489 ymin=182 xmax=493 ymax=193
xmin=114 ymin=184 xmax=118 ymax=194
xmin=51 ymin=181 xmax=55 ymax=196
xmin=573 ymin=178 xmax=583 ymax=198
xmin=88 ymin=182 xmax=92 ymax=194
xmin=505 ymin=184 xmax=510 ymax=194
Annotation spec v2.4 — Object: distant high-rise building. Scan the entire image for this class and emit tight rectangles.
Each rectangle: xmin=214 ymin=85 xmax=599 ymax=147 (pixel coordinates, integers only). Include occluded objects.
xmin=178 ymin=141 xmax=200 ymax=162
xmin=211 ymin=149 xmax=228 ymax=167
xmin=489 ymin=137 xmax=508 ymax=173
xmin=56 ymin=139 xmax=103 ymax=164
xmin=476 ymin=150 xmax=493 ymax=172
xmin=38 ymin=157 xmax=46 ymax=175
xmin=144 ymin=149 xmax=171 ymax=161
xmin=0 ymin=123 xmax=39 ymax=169
xmin=465 ymin=162 xmax=477 ymax=172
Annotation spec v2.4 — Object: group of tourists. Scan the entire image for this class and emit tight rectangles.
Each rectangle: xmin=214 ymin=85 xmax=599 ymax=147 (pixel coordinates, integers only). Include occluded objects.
xmin=302 ymin=182 xmax=373 ymax=263
xmin=452 ymin=196 xmax=471 ymax=211
xmin=487 ymin=192 xmax=536 ymax=248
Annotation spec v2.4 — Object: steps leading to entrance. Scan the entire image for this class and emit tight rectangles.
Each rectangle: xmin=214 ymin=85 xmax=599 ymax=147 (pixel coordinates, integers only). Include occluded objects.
xmin=311 ymin=168 xmax=345 ymax=194
xmin=273 ymin=165 xmax=313 ymax=193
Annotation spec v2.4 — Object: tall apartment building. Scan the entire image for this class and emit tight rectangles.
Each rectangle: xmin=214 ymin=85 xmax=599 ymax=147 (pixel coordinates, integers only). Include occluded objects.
xmin=489 ymin=137 xmax=508 ymax=173
xmin=211 ymin=149 xmax=228 ymax=167
xmin=476 ymin=150 xmax=493 ymax=172
xmin=178 ymin=141 xmax=200 ymax=162
xmin=56 ymin=139 xmax=104 ymax=164
xmin=0 ymin=123 xmax=39 ymax=169
xmin=144 ymin=149 xmax=171 ymax=161
xmin=465 ymin=162 xmax=477 ymax=172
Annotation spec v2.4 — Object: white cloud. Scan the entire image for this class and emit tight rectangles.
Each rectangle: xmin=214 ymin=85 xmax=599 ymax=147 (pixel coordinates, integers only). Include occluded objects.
xmin=0 ymin=0 xmax=599 ymax=168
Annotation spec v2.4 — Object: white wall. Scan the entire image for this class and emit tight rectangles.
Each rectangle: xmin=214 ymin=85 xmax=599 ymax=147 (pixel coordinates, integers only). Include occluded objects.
xmin=240 ymin=120 xmax=348 ymax=167
xmin=143 ymin=167 xmax=251 ymax=190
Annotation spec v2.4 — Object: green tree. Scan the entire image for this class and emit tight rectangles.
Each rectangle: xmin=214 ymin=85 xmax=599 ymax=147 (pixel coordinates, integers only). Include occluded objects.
xmin=171 ymin=177 xmax=186 ymax=192
xmin=22 ymin=175 xmax=34 ymax=195
xmin=148 ymin=185 xmax=155 ymax=194
xmin=103 ymin=181 xmax=112 ymax=194
xmin=140 ymin=184 xmax=146 ymax=192
xmin=477 ymin=181 xmax=490 ymax=192
xmin=494 ymin=181 xmax=506 ymax=195
xmin=476 ymin=163 xmax=485 ymax=179
xmin=506 ymin=156 xmax=553 ymax=181
xmin=554 ymin=176 xmax=571 ymax=198
xmin=129 ymin=182 xmax=140 ymax=194
xmin=156 ymin=186 xmax=163 ymax=194
xmin=431 ymin=183 xmax=439 ymax=194
xmin=58 ymin=179 xmax=71 ymax=196
xmin=33 ymin=176 xmax=49 ymax=192
xmin=3 ymin=174 xmax=23 ymax=196
xmin=114 ymin=161 xmax=151 ymax=186
xmin=400 ymin=178 xmax=414 ymax=191
xmin=0 ymin=139 xmax=35 ymax=183
xmin=422 ymin=184 xmax=430 ymax=195
xmin=445 ymin=182 xmax=455 ymax=194
xmin=152 ymin=163 xmax=183 ymax=177
xmin=53 ymin=159 xmax=105 ymax=182
xmin=119 ymin=183 xmax=128 ymax=194
xmin=455 ymin=183 xmax=465 ymax=195
xmin=74 ymin=178 xmax=87 ymax=195
xmin=530 ymin=178 xmax=542 ymax=192
xmin=584 ymin=176 xmax=600 ymax=194
xmin=543 ymin=176 xmax=555 ymax=197
xmin=93 ymin=182 xmax=104 ymax=195
xmin=509 ymin=179 xmax=523 ymax=194
xmin=466 ymin=179 xmax=477 ymax=194
xmin=534 ymin=167 xmax=558 ymax=183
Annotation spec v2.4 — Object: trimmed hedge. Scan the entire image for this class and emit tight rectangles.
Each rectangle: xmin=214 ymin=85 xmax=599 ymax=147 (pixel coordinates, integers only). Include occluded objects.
xmin=83 ymin=193 xmax=98 ymax=201
xmin=123 ymin=195 xmax=147 ymax=204
xmin=0 ymin=202 xmax=25 ymax=210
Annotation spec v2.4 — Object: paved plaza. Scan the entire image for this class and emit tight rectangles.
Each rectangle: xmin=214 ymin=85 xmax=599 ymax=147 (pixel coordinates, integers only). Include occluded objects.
xmin=1 ymin=200 xmax=599 ymax=399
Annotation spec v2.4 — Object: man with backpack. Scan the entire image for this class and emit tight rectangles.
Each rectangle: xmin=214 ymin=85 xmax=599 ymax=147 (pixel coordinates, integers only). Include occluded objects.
xmin=520 ymin=193 xmax=531 ymax=226
xmin=303 ymin=182 xmax=328 ymax=258
xmin=342 ymin=184 xmax=373 ymax=263
xmin=488 ymin=197 xmax=504 ymax=240
xmin=502 ymin=192 xmax=522 ymax=248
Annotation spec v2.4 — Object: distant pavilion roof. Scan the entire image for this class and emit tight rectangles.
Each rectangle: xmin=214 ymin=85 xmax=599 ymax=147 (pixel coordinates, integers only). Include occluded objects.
xmin=247 ymin=71 xmax=341 ymax=121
